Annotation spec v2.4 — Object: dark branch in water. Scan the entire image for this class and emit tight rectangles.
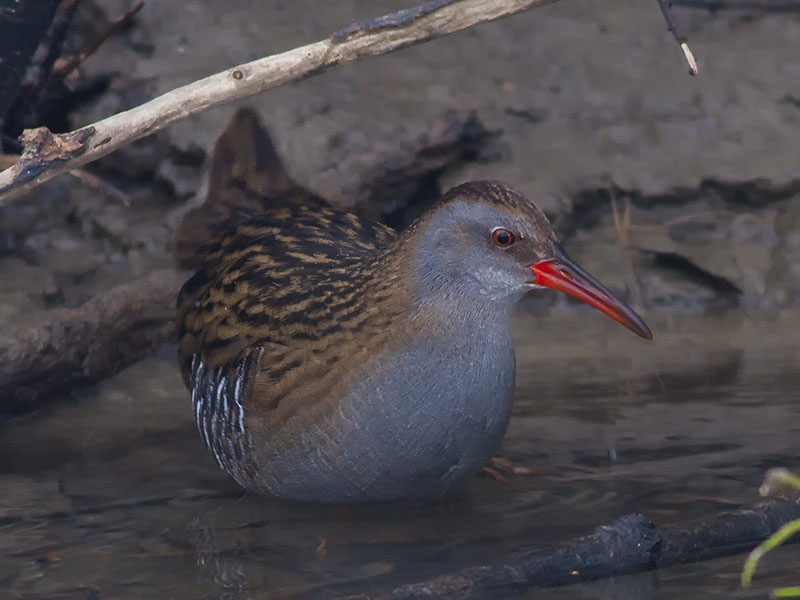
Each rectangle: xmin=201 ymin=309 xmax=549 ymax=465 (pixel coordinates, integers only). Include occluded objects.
xmin=352 ymin=493 xmax=800 ymax=598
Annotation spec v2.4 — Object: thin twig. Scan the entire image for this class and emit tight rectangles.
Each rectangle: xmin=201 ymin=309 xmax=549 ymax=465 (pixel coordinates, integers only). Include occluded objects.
xmin=29 ymin=0 xmax=84 ymax=100
xmin=655 ymin=0 xmax=699 ymax=75
xmin=53 ymin=2 xmax=144 ymax=80
xmin=0 ymin=0 xmax=562 ymax=206
xmin=626 ymin=210 xmax=723 ymax=230
xmin=69 ymin=168 xmax=132 ymax=206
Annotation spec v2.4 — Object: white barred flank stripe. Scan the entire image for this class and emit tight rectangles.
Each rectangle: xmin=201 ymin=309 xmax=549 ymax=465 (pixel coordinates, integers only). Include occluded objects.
xmin=189 ymin=354 xmax=253 ymax=484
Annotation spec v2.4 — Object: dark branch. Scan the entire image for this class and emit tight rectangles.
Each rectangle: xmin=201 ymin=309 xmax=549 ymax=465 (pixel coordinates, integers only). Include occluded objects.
xmin=0 ymin=270 xmax=183 ymax=414
xmin=27 ymin=0 xmax=83 ymax=101
xmin=53 ymin=2 xmax=145 ymax=80
xmin=331 ymin=0 xmax=455 ymax=41
xmin=655 ymin=0 xmax=699 ymax=75
xmin=0 ymin=0 xmax=62 ymax=127
xmin=353 ymin=493 xmax=800 ymax=599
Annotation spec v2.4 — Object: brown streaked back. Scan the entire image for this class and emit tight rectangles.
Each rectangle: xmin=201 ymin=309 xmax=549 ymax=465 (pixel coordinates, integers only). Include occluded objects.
xmin=174 ymin=107 xmax=328 ymax=271
xmin=175 ymin=109 xmax=398 ymax=391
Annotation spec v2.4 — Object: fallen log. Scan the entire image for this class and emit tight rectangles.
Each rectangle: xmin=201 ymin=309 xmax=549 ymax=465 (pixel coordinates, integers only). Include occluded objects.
xmin=352 ymin=492 xmax=800 ymax=599
xmin=0 ymin=269 xmax=184 ymax=414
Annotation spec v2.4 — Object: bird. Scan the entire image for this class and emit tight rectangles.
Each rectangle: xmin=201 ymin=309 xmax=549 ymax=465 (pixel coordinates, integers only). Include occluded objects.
xmin=175 ymin=108 xmax=652 ymax=503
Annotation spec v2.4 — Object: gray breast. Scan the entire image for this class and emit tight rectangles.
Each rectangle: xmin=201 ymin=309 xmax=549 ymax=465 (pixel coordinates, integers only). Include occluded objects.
xmin=250 ymin=319 xmax=517 ymax=502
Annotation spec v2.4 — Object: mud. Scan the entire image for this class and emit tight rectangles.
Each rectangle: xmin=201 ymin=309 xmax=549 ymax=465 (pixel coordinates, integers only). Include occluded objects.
xmin=2 ymin=0 xmax=799 ymax=331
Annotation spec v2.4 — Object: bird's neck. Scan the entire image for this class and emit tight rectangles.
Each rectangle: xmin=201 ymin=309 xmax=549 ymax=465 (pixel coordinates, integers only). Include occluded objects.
xmin=367 ymin=224 xmax=515 ymax=335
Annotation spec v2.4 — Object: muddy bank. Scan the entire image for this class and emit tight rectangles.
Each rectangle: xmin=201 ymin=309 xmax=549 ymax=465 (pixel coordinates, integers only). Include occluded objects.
xmin=3 ymin=0 xmax=799 ymax=302
xmin=1 ymin=0 xmax=799 ymax=410
xmin=72 ymin=0 xmax=800 ymax=204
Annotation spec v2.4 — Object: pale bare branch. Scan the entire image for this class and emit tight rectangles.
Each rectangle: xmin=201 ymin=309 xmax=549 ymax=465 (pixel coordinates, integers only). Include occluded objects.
xmin=0 ymin=0 xmax=561 ymax=206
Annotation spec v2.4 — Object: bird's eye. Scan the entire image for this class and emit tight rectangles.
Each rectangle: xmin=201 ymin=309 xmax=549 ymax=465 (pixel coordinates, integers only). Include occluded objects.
xmin=492 ymin=227 xmax=515 ymax=248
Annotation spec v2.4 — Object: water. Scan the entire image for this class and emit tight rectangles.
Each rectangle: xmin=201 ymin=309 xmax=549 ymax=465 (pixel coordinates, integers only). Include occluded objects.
xmin=1 ymin=310 xmax=799 ymax=598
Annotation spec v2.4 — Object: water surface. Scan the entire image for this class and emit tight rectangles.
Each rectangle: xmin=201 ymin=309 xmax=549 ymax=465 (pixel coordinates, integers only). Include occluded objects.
xmin=2 ymin=311 xmax=799 ymax=598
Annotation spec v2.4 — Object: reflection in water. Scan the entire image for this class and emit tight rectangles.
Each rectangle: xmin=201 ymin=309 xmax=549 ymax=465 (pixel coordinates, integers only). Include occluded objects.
xmin=191 ymin=509 xmax=252 ymax=600
xmin=643 ymin=348 xmax=743 ymax=402
xmin=1 ymin=313 xmax=800 ymax=598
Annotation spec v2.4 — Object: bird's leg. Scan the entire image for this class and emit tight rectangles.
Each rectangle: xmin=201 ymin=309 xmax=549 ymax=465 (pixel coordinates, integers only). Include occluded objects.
xmin=481 ymin=457 xmax=543 ymax=483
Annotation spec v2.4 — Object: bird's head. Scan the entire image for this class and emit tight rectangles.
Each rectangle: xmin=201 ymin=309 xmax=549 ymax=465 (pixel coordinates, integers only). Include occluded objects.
xmin=409 ymin=180 xmax=652 ymax=339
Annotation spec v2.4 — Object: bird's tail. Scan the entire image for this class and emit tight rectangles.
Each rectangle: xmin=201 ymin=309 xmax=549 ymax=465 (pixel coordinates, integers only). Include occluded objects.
xmin=174 ymin=107 xmax=326 ymax=269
